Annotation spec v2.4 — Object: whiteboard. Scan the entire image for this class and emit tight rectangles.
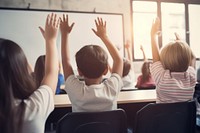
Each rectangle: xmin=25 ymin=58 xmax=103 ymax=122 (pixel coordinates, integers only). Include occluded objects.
xmin=0 ymin=8 xmax=124 ymax=70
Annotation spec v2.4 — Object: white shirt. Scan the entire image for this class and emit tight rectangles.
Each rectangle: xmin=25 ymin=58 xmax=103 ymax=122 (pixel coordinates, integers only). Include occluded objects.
xmin=65 ymin=73 xmax=123 ymax=112
xmin=122 ymin=69 xmax=135 ymax=89
xmin=16 ymin=85 xmax=54 ymax=133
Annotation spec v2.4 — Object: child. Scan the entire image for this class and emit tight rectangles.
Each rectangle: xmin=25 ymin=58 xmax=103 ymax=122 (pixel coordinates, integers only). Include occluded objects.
xmin=121 ymin=42 xmax=135 ymax=89
xmin=135 ymin=45 xmax=155 ymax=89
xmin=150 ymin=17 xmax=196 ymax=103
xmin=34 ymin=55 xmax=66 ymax=94
xmin=60 ymin=14 xmax=123 ymax=112
xmin=0 ymin=13 xmax=59 ymax=133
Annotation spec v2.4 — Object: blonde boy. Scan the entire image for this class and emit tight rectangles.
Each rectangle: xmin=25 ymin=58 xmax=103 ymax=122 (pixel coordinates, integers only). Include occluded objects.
xmin=150 ymin=17 xmax=196 ymax=103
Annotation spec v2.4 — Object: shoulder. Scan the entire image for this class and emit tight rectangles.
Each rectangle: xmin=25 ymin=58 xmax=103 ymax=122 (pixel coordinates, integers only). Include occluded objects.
xmin=24 ymin=85 xmax=54 ymax=115
xmin=103 ymin=73 xmax=123 ymax=90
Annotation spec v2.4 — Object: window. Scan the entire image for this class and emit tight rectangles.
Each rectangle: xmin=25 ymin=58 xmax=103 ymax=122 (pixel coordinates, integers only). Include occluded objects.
xmin=161 ymin=3 xmax=185 ymax=46
xmin=132 ymin=0 xmax=200 ymax=60
xmin=189 ymin=4 xmax=200 ymax=58
xmin=132 ymin=1 xmax=157 ymax=59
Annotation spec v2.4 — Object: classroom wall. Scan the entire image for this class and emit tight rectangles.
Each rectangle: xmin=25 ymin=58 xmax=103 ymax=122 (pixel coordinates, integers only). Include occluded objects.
xmin=0 ymin=0 xmax=132 ymax=42
xmin=1 ymin=0 xmax=199 ymax=81
xmin=0 ymin=0 xmax=141 ymax=80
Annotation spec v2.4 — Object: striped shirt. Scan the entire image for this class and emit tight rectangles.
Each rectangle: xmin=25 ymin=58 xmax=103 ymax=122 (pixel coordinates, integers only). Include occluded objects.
xmin=150 ymin=61 xmax=196 ymax=103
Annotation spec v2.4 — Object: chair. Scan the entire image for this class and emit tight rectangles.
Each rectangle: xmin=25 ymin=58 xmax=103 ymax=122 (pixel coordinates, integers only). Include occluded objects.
xmin=194 ymin=83 xmax=200 ymax=127
xmin=56 ymin=109 xmax=127 ymax=133
xmin=133 ymin=100 xmax=196 ymax=133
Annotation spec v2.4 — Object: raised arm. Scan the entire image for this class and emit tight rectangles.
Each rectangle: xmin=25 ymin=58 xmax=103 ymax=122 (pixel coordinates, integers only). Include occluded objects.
xmin=174 ymin=32 xmax=196 ymax=68
xmin=60 ymin=14 xmax=75 ymax=80
xmin=39 ymin=13 xmax=59 ymax=93
xmin=92 ymin=17 xmax=123 ymax=77
xmin=124 ymin=41 xmax=133 ymax=61
xmin=151 ymin=17 xmax=160 ymax=62
xmin=140 ymin=45 xmax=147 ymax=61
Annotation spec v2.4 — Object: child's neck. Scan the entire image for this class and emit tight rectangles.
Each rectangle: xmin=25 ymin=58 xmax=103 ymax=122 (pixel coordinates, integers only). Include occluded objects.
xmin=84 ymin=76 xmax=103 ymax=86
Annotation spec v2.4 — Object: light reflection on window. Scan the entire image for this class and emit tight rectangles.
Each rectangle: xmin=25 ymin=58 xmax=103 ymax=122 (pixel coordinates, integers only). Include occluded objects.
xmin=132 ymin=1 xmax=157 ymax=59
xmin=161 ymin=3 xmax=185 ymax=46
xmin=189 ymin=4 xmax=200 ymax=58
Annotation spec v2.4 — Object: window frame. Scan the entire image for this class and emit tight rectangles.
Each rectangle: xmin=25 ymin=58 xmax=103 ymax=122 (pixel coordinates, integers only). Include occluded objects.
xmin=131 ymin=0 xmax=200 ymax=60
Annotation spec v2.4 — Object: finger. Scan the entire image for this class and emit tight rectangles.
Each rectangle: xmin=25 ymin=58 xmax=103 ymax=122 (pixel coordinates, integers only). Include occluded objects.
xmin=95 ymin=19 xmax=98 ymax=27
xmin=56 ymin=18 xmax=60 ymax=28
xmin=66 ymin=14 xmax=68 ymax=23
xmin=46 ymin=14 xmax=50 ymax=26
xmin=70 ymin=22 xmax=75 ymax=29
xmin=104 ymin=21 xmax=106 ymax=28
xmin=50 ymin=13 xmax=54 ymax=25
xmin=92 ymin=28 xmax=97 ymax=35
xmin=63 ymin=14 xmax=65 ymax=21
xmin=69 ymin=22 xmax=75 ymax=32
xmin=53 ymin=14 xmax=57 ymax=26
xmin=38 ymin=26 xmax=45 ymax=38
xmin=100 ymin=18 xmax=103 ymax=26
xmin=59 ymin=17 xmax=62 ymax=23
xmin=97 ymin=17 xmax=101 ymax=25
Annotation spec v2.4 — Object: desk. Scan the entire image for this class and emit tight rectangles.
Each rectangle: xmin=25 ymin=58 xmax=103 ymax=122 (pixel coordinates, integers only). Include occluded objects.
xmin=47 ymin=89 xmax=156 ymax=131
xmin=54 ymin=89 xmax=156 ymax=108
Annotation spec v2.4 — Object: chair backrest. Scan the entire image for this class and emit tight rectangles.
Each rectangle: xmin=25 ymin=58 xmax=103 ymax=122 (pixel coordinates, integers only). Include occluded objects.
xmin=134 ymin=100 xmax=196 ymax=133
xmin=56 ymin=109 xmax=127 ymax=133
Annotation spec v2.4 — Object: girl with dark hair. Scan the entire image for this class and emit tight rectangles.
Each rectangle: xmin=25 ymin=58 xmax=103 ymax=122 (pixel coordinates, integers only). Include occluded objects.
xmin=135 ymin=45 xmax=155 ymax=89
xmin=34 ymin=55 xmax=66 ymax=94
xmin=0 ymin=13 xmax=59 ymax=133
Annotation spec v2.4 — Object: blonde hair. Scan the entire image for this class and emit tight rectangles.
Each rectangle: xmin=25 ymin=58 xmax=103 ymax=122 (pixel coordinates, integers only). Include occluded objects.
xmin=160 ymin=41 xmax=192 ymax=72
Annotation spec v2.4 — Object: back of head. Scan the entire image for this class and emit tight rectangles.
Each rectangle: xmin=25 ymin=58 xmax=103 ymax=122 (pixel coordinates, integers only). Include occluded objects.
xmin=160 ymin=41 xmax=191 ymax=72
xmin=0 ymin=38 xmax=36 ymax=133
xmin=76 ymin=45 xmax=108 ymax=79
xmin=123 ymin=58 xmax=131 ymax=77
xmin=141 ymin=61 xmax=151 ymax=82
xmin=34 ymin=55 xmax=45 ymax=88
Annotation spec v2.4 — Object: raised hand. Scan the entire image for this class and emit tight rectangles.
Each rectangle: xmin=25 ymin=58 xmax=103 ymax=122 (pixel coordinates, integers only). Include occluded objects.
xmin=39 ymin=13 xmax=60 ymax=41
xmin=174 ymin=32 xmax=181 ymax=41
xmin=151 ymin=17 xmax=160 ymax=62
xmin=92 ymin=17 xmax=107 ymax=39
xmin=140 ymin=45 xmax=144 ymax=52
xmin=151 ymin=17 xmax=160 ymax=36
xmin=60 ymin=14 xmax=75 ymax=35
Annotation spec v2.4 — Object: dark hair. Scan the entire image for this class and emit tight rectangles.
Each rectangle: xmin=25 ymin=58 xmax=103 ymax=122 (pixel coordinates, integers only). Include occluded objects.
xmin=0 ymin=38 xmax=36 ymax=133
xmin=34 ymin=55 xmax=45 ymax=88
xmin=75 ymin=45 xmax=108 ymax=78
xmin=141 ymin=61 xmax=151 ymax=84
xmin=122 ymin=59 xmax=131 ymax=77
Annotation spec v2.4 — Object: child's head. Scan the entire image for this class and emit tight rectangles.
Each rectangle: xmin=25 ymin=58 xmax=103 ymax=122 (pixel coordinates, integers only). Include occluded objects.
xmin=122 ymin=58 xmax=131 ymax=77
xmin=160 ymin=41 xmax=192 ymax=72
xmin=34 ymin=55 xmax=45 ymax=88
xmin=142 ymin=61 xmax=151 ymax=76
xmin=0 ymin=38 xmax=36 ymax=133
xmin=0 ymin=38 xmax=36 ymax=98
xmin=75 ymin=45 xmax=108 ymax=79
xmin=141 ymin=61 xmax=152 ymax=83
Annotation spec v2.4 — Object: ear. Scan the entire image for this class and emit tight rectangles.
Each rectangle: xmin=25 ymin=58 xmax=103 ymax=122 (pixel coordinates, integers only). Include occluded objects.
xmin=103 ymin=67 xmax=108 ymax=75
xmin=77 ymin=68 xmax=83 ymax=76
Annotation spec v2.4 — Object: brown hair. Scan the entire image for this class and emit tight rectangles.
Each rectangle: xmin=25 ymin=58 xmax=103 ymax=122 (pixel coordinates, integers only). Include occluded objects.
xmin=0 ymin=38 xmax=36 ymax=133
xmin=76 ymin=45 xmax=108 ymax=78
xmin=123 ymin=58 xmax=131 ymax=77
xmin=34 ymin=55 xmax=45 ymax=88
xmin=141 ymin=61 xmax=152 ymax=83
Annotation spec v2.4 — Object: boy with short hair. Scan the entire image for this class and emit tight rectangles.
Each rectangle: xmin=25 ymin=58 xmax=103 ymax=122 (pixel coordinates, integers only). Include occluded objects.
xmin=60 ymin=14 xmax=123 ymax=112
